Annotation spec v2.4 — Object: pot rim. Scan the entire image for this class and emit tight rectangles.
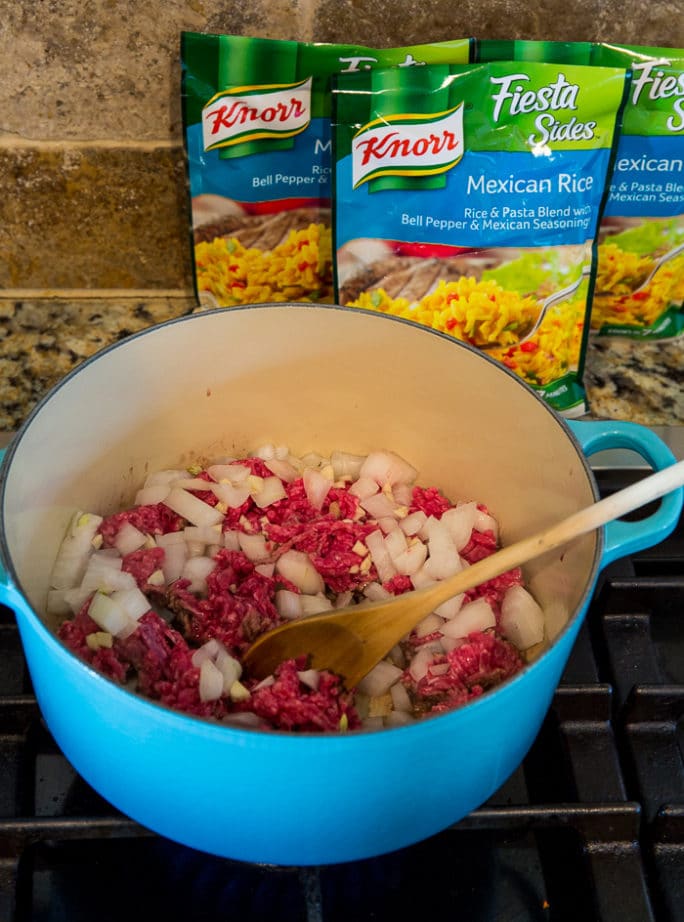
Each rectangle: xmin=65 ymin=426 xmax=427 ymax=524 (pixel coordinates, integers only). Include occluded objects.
xmin=0 ymin=302 xmax=603 ymax=741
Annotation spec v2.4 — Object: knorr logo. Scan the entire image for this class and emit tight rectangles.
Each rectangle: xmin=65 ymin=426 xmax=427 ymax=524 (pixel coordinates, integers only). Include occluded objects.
xmin=202 ymin=78 xmax=312 ymax=151
xmin=352 ymin=105 xmax=464 ymax=188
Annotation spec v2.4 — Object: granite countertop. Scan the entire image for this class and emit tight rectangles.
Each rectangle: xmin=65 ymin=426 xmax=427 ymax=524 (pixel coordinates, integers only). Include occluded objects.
xmin=1 ymin=297 xmax=683 ymax=432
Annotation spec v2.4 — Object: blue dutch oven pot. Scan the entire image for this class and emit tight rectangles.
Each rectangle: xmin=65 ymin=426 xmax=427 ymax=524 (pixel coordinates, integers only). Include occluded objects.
xmin=0 ymin=304 xmax=681 ymax=865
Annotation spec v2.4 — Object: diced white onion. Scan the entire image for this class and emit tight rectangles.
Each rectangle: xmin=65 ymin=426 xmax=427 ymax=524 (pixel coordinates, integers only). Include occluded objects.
xmin=300 ymin=593 xmax=333 ymax=616
xmin=433 ymin=593 xmax=465 ymax=619
xmin=184 ymin=524 xmax=222 ymax=545
xmin=383 ymin=527 xmax=407 ymax=560
xmin=349 ymin=477 xmax=379 ymax=500
xmin=500 ymin=585 xmax=545 ymax=649
xmin=440 ymin=597 xmax=496 ymax=639
xmin=359 ymin=451 xmax=418 ymax=487
xmin=161 ymin=541 xmax=188 ymax=584
xmin=144 ymin=469 xmax=186 ymax=488
xmin=216 ymin=647 xmax=242 ymax=689
xmin=181 ymin=555 xmax=216 ymax=594
xmin=385 ymin=709 xmax=415 ymax=728
xmin=46 ymin=589 xmax=72 ymax=617
xmin=210 ymin=480 xmax=251 ymax=509
xmin=409 ymin=565 xmax=437 ymax=590
xmin=275 ymin=549 xmax=324 ymax=594
xmin=147 ymin=569 xmax=165 ymax=587
xmin=440 ymin=635 xmax=465 ymax=653
xmin=356 ymin=661 xmax=403 ymax=697
xmin=303 ymin=467 xmax=332 ymax=510
xmin=301 ymin=452 xmax=328 ymax=470
xmin=63 ymin=586 xmax=95 ymax=613
xmin=110 ymin=586 xmax=151 ymax=622
xmin=415 ymin=612 xmax=444 ymax=638
xmin=297 ymin=668 xmax=320 ymax=690
xmin=156 ymin=531 xmax=186 ymax=547
xmin=275 ymin=589 xmax=303 ymax=619
xmin=134 ymin=484 xmax=170 ymax=506
xmin=172 ymin=477 xmax=213 ymax=491
xmin=392 ymin=541 xmax=428 ymax=577
xmin=400 ymin=510 xmax=427 ymax=536
xmin=163 ymin=487 xmax=224 ymax=527
xmin=425 ymin=517 xmax=462 ymax=580
xmin=207 ymin=463 xmax=249 ymax=484
xmin=113 ymin=522 xmax=148 ymax=556
xmin=390 ymin=682 xmax=413 ymax=713
xmin=256 ymin=443 xmax=276 ymax=461
xmin=474 ymin=508 xmax=499 ymax=539
xmin=253 ymin=476 xmax=287 ymax=508
xmin=255 ymin=562 xmax=275 ymax=578
xmin=391 ymin=482 xmax=413 ymax=506
xmin=223 ymin=530 xmax=240 ymax=551
xmin=408 ymin=647 xmax=435 ymax=682
xmin=199 ymin=658 xmax=224 ymax=702
xmin=441 ymin=503 xmax=479 ymax=551
xmin=49 ymin=511 xmax=104 ymax=590
xmin=80 ymin=553 xmax=137 ymax=593
xmin=238 ymin=532 xmax=270 ymax=562
xmin=377 ymin=516 xmax=398 ymax=534
xmin=387 ymin=644 xmax=406 ymax=668
xmin=265 ymin=458 xmax=298 ymax=482
xmin=335 ymin=590 xmax=353 ymax=608
xmin=88 ymin=592 xmax=132 ymax=637
xmin=365 ymin=530 xmax=397 ymax=584
xmin=330 ymin=451 xmax=366 ymax=481
xmin=360 ymin=492 xmax=397 ymax=520
xmin=253 ymin=675 xmax=275 ymax=691
xmin=191 ymin=639 xmax=221 ymax=667
xmin=185 ymin=540 xmax=205 ymax=558
xmin=363 ymin=581 xmax=391 ymax=601
xmin=275 ymin=444 xmax=289 ymax=460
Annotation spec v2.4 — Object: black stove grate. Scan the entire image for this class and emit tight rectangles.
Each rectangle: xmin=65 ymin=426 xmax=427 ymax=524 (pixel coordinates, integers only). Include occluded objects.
xmin=0 ymin=472 xmax=682 ymax=922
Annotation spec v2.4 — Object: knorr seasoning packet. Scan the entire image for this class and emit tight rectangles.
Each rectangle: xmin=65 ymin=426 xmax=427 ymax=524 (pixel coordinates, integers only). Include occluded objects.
xmin=180 ymin=32 xmax=471 ymax=308
xmin=331 ymin=61 xmax=629 ymax=415
xmin=590 ymin=44 xmax=684 ymax=338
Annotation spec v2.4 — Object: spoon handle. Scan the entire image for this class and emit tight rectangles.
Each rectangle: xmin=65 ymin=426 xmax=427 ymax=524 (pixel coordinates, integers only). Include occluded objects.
xmin=408 ymin=459 xmax=684 ymax=616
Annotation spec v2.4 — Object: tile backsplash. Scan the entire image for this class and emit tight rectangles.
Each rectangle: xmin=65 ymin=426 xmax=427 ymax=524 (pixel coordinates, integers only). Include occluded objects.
xmin=2 ymin=0 xmax=683 ymax=299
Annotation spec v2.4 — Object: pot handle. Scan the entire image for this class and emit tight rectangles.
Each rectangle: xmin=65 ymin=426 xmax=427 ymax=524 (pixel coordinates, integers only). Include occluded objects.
xmin=568 ymin=419 xmax=683 ymax=568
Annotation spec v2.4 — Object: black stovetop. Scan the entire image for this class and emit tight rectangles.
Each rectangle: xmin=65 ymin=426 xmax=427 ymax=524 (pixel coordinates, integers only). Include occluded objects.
xmin=0 ymin=470 xmax=682 ymax=922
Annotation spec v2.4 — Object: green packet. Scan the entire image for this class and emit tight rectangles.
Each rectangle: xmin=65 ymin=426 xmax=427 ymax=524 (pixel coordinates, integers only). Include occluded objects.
xmin=478 ymin=38 xmax=684 ymax=339
xmin=590 ymin=43 xmax=684 ymax=338
xmin=476 ymin=39 xmax=593 ymax=66
xmin=331 ymin=60 xmax=629 ymax=416
xmin=180 ymin=32 xmax=472 ymax=309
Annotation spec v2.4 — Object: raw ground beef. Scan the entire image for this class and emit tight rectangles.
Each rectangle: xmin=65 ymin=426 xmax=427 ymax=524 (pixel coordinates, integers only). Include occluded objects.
xmin=237 ymin=658 xmax=361 ymax=732
xmin=407 ymin=632 xmax=524 ymax=715
xmin=56 ymin=451 xmax=531 ymax=732
xmin=99 ymin=504 xmax=183 ymax=546
xmin=168 ymin=549 xmax=282 ymax=653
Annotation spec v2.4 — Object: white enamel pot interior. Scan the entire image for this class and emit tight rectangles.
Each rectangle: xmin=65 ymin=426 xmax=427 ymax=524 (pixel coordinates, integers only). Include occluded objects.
xmin=0 ymin=303 xmax=673 ymax=865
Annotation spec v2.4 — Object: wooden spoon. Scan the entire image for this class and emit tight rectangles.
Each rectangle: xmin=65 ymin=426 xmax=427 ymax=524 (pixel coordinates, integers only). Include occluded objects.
xmin=243 ymin=459 xmax=684 ymax=688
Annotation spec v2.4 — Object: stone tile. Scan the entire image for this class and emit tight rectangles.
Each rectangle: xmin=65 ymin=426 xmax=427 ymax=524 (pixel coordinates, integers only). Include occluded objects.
xmin=3 ymin=0 xmax=683 ymax=147
xmin=0 ymin=296 xmax=194 ymax=430
xmin=0 ymin=145 xmax=194 ymax=290
xmin=0 ymin=0 xmax=305 ymax=142
xmin=311 ymin=0 xmax=684 ymax=47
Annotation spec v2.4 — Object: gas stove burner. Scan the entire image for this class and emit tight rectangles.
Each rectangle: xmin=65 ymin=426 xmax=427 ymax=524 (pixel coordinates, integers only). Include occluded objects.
xmin=0 ymin=470 xmax=682 ymax=922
